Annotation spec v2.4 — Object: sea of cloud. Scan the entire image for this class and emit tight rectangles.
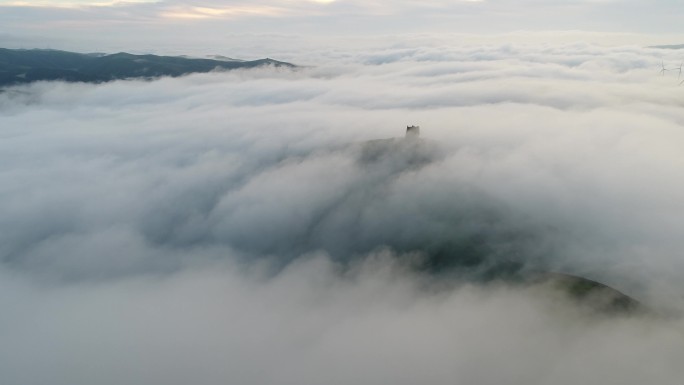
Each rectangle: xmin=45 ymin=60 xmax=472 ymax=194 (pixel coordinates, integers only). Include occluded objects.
xmin=1 ymin=40 xmax=684 ymax=384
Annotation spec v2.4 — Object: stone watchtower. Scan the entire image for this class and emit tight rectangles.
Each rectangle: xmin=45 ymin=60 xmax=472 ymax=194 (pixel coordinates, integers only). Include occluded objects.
xmin=406 ymin=125 xmax=420 ymax=138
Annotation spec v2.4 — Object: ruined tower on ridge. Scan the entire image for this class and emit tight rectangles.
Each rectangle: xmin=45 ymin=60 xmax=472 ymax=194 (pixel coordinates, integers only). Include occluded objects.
xmin=406 ymin=125 xmax=420 ymax=139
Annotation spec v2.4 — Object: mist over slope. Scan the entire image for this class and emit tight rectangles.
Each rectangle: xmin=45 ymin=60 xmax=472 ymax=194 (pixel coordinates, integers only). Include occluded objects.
xmin=1 ymin=41 xmax=684 ymax=384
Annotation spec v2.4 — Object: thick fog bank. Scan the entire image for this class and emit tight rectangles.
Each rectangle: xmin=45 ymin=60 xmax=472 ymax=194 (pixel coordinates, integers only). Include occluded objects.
xmin=1 ymin=41 xmax=684 ymax=384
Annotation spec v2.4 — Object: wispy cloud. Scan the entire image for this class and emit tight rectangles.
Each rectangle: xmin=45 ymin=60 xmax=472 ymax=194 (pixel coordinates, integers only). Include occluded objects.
xmin=0 ymin=0 xmax=158 ymax=6
xmin=160 ymin=4 xmax=286 ymax=19
xmin=2 ymin=0 xmax=684 ymax=42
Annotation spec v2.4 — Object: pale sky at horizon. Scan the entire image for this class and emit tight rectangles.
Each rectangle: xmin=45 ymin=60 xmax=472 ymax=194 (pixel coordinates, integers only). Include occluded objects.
xmin=1 ymin=0 xmax=683 ymax=54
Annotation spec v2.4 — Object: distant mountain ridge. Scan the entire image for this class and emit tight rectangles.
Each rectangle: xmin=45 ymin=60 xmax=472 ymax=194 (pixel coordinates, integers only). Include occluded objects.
xmin=649 ymin=44 xmax=684 ymax=49
xmin=0 ymin=48 xmax=295 ymax=87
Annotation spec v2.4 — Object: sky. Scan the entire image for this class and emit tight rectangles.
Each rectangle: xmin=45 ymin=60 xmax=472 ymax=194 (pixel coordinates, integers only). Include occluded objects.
xmin=1 ymin=0 xmax=684 ymax=55
xmin=3 ymin=1 xmax=684 ymax=385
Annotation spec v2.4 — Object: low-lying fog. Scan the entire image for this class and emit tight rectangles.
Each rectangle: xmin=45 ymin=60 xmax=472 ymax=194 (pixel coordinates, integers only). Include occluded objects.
xmin=1 ymin=40 xmax=684 ymax=384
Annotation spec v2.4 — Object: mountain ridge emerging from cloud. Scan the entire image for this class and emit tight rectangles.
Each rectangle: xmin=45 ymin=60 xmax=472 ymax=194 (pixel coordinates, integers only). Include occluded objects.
xmin=648 ymin=44 xmax=684 ymax=49
xmin=0 ymin=48 xmax=295 ymax=87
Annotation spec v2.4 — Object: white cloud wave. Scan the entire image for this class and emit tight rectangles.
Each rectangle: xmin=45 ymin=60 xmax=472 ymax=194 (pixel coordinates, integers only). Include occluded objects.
xmin=2 ymin=40 xmax=684 ymax=384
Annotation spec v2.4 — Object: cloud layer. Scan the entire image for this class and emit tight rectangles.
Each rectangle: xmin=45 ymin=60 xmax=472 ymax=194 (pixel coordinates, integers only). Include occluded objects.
xmin=2 ymin=40 xmax=684 ymax=384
